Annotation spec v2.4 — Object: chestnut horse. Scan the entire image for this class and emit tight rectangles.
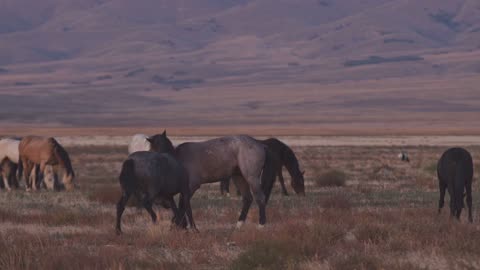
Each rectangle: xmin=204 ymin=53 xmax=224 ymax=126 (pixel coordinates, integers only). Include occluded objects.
xmin=19 ymin=136 xmax=75 ymax=191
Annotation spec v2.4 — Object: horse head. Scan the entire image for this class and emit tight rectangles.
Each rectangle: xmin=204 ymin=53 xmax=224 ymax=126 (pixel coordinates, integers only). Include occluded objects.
xmin=291 ymin=170 xmax=305 ymax=195
xmin=147 ymin=130 xmax=175 ymax=154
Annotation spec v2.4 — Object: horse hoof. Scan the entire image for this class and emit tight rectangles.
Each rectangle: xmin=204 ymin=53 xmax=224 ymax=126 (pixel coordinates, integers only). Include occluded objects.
xmin=236 ymin=221 xmax=244 ymax=229
xmin=257 ymin=224 xmax=265 ymax=230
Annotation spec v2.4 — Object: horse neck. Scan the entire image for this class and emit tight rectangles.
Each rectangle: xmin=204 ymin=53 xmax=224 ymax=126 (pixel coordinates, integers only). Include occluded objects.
xmin=283 ymin=148 xmax=301 ymax=178
xmin=54 ymin=145 xmax=74 ymax=177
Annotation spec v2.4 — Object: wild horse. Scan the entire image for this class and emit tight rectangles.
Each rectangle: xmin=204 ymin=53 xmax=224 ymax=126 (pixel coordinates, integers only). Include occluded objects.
xmin=437 ymin=147 xmax=474 ymax=223
xmin=116 ymin=151 xmax=196 ymax=234
xmin=148 ymin=131 xmax=276 ymax=227
xmin=220 ymin=138 xmax=305 ymax=198
xmin=19 ymin=136 xmax=75 ymax=191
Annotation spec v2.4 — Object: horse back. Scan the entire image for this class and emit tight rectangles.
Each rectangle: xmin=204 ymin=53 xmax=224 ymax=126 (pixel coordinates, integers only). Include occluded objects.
xmin=176 ymin=135 xmax=265 ymax=181
xmin=0 ymin=138 xmax=20 ymax=163
xmin=126 ymin=151 xmax=187 ymax=195
xmin=438 ymin=147 xmax=473 ymax=190
xmin=19 ymin=136 xmax=58 ymax=164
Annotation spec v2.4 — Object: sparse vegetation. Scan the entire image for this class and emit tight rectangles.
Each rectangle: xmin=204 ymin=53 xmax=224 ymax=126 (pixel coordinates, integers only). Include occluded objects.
xmin=1 ymin=142 xmax=480 ymax=269
xmin=315 ymin=169 xmax=347 ymax=187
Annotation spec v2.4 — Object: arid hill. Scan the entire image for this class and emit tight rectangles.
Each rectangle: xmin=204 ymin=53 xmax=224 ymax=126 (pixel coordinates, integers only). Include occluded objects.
xmin=0 ymin=0 xmax=479 ymax=134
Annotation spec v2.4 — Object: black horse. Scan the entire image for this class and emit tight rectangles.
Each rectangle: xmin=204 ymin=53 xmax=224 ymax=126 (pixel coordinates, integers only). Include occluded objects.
xmin=220 ymin=138 xmax=305 ymax=199
xmin=437 ymin=147 xmax=474 ymax=223
xmin=116 ymin=151 xmax=196 ymax=234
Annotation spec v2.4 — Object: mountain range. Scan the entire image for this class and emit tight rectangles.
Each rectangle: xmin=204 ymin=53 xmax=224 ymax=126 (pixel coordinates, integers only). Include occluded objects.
xmin=0 ymin=0 xmax=479 ymax=134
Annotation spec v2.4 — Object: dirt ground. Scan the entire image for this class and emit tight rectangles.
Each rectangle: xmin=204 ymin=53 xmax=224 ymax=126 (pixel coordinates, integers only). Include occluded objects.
xmin=1 ymin=136 xmax=480 ymax=269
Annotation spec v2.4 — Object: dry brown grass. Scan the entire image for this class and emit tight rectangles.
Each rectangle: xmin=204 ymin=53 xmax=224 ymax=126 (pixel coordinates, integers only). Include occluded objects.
xmin=1 ymin=142 xmax=480 ymax=269
xmin=314 ymin=169 xmax=347 ymax=187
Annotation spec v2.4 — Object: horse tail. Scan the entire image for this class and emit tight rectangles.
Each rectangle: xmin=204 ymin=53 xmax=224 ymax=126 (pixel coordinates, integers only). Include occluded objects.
xmin=119 ymin=159 xmax=136 ymax=191
xmin=261 ymin=148 xmax=276 ymax=204
xmin=454 ymin=160 xmax=467 ymax=210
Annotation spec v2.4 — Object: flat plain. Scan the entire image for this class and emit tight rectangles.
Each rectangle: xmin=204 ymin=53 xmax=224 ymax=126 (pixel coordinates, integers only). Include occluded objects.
xmin=1 ymin=135 xmax=480 ymax=270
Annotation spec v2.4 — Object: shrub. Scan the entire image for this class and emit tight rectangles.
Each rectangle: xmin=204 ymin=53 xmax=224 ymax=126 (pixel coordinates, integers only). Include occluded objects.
xmin=315 ymin=169 xmax=347 ymax=187
xmin=321 ymin=194 xmax=352 ymax=210
xmin=331 ymin=252 xmax=381 ymax=270
xmin=230 ymin=239 xmax=301 ymax=270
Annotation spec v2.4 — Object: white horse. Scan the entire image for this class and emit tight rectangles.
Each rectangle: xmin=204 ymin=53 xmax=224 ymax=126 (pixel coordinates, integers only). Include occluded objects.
xmin=128 ymin=134 xmax=151 ymax=154
xmin=0 ymin=138 xmax=20 ymax=163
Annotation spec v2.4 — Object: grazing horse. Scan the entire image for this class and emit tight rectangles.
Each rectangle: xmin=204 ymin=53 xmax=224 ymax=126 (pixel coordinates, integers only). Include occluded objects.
xmin=148 ymin=131 xmax=276 ymax=228
xmin=128 ymin=134 xmax=151 ymax=154
xmin=437 ymin=147 xmax=473 ymax=223
xmin=0 ymin=138 xmax=23 ymax=190
xmin=221 ymin=138 xmax=305 ymax=198
xmin=0 ymin=158 xmax=19 ymax=190
xmin=116 ymin=151 xmax=196 ymax=234
xmin=19 ymin=136 xmax=75 ymax=191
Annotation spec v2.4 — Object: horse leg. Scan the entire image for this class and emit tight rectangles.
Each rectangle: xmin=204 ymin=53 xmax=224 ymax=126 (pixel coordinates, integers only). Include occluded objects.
xmin=466 ymin=182 xmax=473 ymax=223
xmin=142 ymin=196 xmax=157 ymax=224
xmin=2 ymin=170 xmax=11 ymax=192
xmin=35 ymin=162 xmax=47 ymax=191
xmin=164 ymin=196 xmax=181 ymax=227
xmin=249 ymin=181 xmax=266 ymax=227
xmin=233 ymin=175 xmax=253 ymax=228
xmin=11 ymin=163 xmax=19 ymax=189
xmin=438 ymin=180 xmax=446 ymax=214
xmin=21 ymin=158 xmax=31 ymax=191
xmin=116 ymin=190 xmax=131 ymax=235
xmin=182 ymin=193 xmax=198 ymax=232
xmin=277 ymin=169 xmax=289 ymax=196
xmin=220 ymin=177 xmax=230 ymax=196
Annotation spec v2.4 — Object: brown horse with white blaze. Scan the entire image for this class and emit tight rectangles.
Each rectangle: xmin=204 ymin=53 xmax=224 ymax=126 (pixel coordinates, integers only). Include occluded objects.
xmin=19 ymin=136 xmax=75 ymax=191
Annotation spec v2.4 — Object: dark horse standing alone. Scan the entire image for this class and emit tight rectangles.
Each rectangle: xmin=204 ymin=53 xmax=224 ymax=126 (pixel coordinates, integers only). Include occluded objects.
xmin=221 ymin=138 xmax=305 ymax=199
xmin=147 ymin=131 xmax=276 ymax=227
xmin=116 ymin=151 xmax=196 ymax=234
xmin=437 ymin=147 xmax=474 ymax=223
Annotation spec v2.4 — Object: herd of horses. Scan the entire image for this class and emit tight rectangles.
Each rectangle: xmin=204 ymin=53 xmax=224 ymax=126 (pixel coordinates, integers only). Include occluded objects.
xmin=0 ymin=132 xmax=475 ymax=235
xmin=0 ymin=136 xmax=75 ymax=192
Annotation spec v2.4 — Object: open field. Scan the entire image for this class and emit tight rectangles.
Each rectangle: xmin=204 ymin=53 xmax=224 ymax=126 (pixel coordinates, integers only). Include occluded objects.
xmin=1 ymin=136 xmax=480 ymax=269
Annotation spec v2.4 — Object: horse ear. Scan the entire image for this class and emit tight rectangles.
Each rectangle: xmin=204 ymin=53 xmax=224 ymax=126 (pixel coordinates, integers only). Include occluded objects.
xmin=146 ymin=137 xmax=153 ymax=143
xmin=162 ymin=130 xmax=167 ymax=136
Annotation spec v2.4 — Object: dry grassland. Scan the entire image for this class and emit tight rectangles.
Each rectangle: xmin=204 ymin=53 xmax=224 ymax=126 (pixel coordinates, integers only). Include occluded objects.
xmin=1 ymin=137 xmax=480 ymax=269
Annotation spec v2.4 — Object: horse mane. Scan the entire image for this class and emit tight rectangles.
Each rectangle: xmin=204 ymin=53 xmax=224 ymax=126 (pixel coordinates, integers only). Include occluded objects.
xmin=281 ymin=142 xmax=302 ymax=179
xmin=51 ymin=139 xmax=75 ymax=177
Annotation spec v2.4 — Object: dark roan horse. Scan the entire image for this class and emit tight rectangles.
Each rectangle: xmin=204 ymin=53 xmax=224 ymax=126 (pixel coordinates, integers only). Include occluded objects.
xmin=116 ymin=151 xmax=196 ymax=234
xmin=437 ymin=147 xmax=474 ymax=223
xmin=147 ymin=131 xmax=276 ymax=227
xmin=220 ymin=138 xmax=305 ymax=199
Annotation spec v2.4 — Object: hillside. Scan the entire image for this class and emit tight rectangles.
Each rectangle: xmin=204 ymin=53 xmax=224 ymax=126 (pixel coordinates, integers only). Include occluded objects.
xmin=0 ymin=0 xmax=479 ymax=134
